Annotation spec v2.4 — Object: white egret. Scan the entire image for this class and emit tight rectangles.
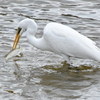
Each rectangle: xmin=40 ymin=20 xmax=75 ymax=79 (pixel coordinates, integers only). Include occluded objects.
xmin=12 ymin=18 xmax=100 ymax=64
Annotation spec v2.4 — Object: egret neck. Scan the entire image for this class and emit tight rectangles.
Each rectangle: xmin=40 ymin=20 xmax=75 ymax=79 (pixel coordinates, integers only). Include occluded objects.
xmin=26 ymin=30 xmax=50 ymax=51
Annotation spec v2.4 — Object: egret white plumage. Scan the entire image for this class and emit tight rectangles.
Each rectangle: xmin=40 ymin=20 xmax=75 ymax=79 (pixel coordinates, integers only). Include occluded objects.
xmin=12 ymin=18 xmax=100 ymax=64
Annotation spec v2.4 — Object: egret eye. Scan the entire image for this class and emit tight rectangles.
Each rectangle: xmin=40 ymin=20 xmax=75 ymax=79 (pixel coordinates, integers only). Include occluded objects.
xmin=17 ymin=27 xmax=22 ymax=33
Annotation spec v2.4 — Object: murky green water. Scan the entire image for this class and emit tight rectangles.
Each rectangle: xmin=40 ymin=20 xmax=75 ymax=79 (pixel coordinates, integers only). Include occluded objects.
xmin=0 ymin=0 xmax=100 ymax=100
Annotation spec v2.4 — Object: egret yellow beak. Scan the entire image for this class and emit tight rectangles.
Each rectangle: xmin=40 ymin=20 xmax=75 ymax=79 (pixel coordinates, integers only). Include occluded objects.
xmin=12 ymin=27 xmax=21 ymax=49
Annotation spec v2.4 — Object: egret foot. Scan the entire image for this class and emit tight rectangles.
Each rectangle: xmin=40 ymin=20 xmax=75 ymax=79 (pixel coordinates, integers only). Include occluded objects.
xmin=61 ymin=61 xmax=80 ymax=73
xmin=68 ymin=65 xmax=80 ymax=72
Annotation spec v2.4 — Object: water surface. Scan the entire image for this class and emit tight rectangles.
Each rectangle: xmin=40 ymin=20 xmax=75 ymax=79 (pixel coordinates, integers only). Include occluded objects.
xmin=0 ymin=0 xmax=100 ymax=100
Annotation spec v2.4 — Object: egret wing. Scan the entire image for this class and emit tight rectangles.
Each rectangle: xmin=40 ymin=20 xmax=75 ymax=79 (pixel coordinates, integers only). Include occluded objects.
xmin=43 ymin=22 xmax=98 ymax=59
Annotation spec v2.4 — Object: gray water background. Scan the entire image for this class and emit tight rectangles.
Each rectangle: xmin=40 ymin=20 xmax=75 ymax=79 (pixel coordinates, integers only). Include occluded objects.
xmin=0 ymin=0 xmax=100 ymax=100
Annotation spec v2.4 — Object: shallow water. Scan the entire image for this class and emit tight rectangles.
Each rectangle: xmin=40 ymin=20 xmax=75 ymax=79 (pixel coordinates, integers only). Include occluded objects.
xmin=0 ymin=0 xmax=100 ymax=100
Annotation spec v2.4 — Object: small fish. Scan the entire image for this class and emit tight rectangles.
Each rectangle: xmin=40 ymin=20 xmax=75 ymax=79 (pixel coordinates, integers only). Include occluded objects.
xmin=5 ymin=45 xmax=22 ymax=60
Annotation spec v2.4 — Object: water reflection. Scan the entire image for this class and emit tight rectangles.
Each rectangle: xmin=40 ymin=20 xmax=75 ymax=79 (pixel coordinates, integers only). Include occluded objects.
xmin=26 ymin=63 xmax=100 ymax=100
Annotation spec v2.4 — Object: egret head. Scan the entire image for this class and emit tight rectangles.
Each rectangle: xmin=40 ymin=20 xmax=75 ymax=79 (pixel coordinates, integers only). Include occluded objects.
xmin=12 ymin=18 xmax=37 ymax=49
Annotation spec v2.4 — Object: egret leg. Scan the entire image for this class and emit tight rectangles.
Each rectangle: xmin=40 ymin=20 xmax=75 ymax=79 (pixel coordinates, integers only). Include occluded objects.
xmin=61 ymin=55 xmax=80 ymax=72
xmin=61 ymin=54 xmax=70 ymax=64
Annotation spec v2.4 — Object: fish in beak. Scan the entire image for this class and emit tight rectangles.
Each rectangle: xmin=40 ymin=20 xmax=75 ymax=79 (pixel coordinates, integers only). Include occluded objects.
xmin=12 ymin=27 xmax=21 ymax=49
